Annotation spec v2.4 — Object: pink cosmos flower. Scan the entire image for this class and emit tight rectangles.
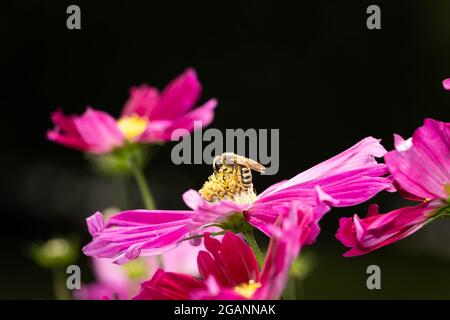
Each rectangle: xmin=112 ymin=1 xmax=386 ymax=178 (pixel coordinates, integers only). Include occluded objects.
xmin=74 ymin=241 xmax=206 ymax=300
xmin=336 ymin=119 xmax=450 ymax=257
xmin=47 ymin=68 xmax=217 ymax=154
xmin=133 ymin=204 xmax=312 ymax=300
xmin=83 ymin=137 xmax=393 ymax=264
xmin=443 ymin=78 xmax=450 ymax=90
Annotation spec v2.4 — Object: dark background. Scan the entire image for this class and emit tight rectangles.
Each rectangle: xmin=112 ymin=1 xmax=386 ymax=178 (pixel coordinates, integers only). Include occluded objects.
xmin=1 ymin=0 xmax=449 ymax=299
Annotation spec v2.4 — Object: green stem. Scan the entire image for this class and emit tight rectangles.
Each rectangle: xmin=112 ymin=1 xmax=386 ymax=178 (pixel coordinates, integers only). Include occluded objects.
xmin=244 ymin=231 xmax=264 ymax=268
xmin=130 ymin=159 xmax=155 ymax=210
xmin=52 ymin=268 xmax=70 ymax=300
xmin=128 ymin=148 xmax=162 ymax=266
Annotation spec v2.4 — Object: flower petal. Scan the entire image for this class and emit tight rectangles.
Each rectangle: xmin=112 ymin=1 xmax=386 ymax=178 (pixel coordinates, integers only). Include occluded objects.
xmin=197 ymin=232 xmax=259 ymax=288
xmin=443 ymin=78 xmax=450 ymax=90
xmin=139 ymin=99 xmax=217 ymax=142
xmin=149 ymin=68 xmax=202 ymax=120
xmin=385 ymin=118 xmax=450 ymax=200
xmin=182 ymin=189 xmax=249 ymax=228
xmin=74 ymin=108 xmax=124 ymax=153
xmin=82 ymin=210 xmax=194 ymax=264
xmin=121 ymin=85 xmax=160 ymax=118
xmin=133 ymin=269 xmax=206 ymax=300
xmin=87 ymin=212 xmax=104 ymax=238
xmin=252 ymin=138 xmax=392 ymax=217
xmin=336 ymin=201 xmax=441 ymax=257
xmin=267 ymin=137 xmax=387 ymax=192
xmin=47 ymin=109 xmax=91 ymax=151
xmin=254 ymin=202 xmax=313 ymax=300
xmin=73 ymin=283 xmax=128 ymax=300
xmin=249 ymin=165 xmax=392 ymax=237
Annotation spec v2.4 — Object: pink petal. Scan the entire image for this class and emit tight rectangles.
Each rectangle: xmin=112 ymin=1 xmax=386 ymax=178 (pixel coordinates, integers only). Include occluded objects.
xmin=249 ymin=165 xmax=392 ymax=237
xmin=47 ymin=109 xmax=91 ymax=151
xmin=255 ymin=202 xmax=313 ymax=300
xmin=267 ymin=137 xmax=387 ymax=192
xmin=197 ymin=232 xmax=259 ymax=288
xmin=162 ymin=240 xmax=206 ymax=276
xmin=385 ymin=118 xmax=450 ymax=200
xmin=90 ymin=258 xmax=130 ymax=296
xmin=133 ymin=269 xmax=206 ymax=300
xmin=190 ymin=277 xmax=246 ymax=300
xmin=73 ymin=108 xmax=124 ymax=153
xmin=250 ymin=138 xmax=392 ymax=226
xmin=139 ymin=98 xmax=217 ymax=142
xmin=149 ymin=68 xmax=202 ymax=120
xmin=182 ymin=189 xmax=249 ymax=228
xmin=336 ymin=201 xmax=441 ymax=257
xmin=48 ymin=108 xmax=124 ymax=154
xmin=87 ymin=212 xmax=104 ymax=238
xmin=121 ymin=85 xmax=160 ymax=118
xmin=442 ymin=78 xmax=450 ymax=90
xmin=73 ymin=283 xmax=128 ymax=300
xmin=82 ymin=210 xmax=194 ymax=264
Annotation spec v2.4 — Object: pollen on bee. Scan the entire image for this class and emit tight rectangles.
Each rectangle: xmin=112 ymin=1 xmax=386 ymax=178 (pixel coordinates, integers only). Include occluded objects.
xmin=199 ymin=166 xmax=256 ymax=204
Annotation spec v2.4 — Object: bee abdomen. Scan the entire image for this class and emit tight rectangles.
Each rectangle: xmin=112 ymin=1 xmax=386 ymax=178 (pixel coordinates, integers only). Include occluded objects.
xmin=241 ymin=167 xmax=253 ymax=189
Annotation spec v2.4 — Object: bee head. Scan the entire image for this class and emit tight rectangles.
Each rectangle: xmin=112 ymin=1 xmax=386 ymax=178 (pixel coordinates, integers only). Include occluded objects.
xmin=212 ymin=156 xmax=223 ymax=171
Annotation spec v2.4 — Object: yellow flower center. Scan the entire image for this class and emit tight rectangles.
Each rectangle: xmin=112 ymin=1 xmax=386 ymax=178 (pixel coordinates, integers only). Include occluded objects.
xmin=234 ymin=280 xmax=261 ymax=299
xmin=199 ymin=165 xmax=256 ymax=204
xmin=117 ymin=114 xmax=148 ymax=140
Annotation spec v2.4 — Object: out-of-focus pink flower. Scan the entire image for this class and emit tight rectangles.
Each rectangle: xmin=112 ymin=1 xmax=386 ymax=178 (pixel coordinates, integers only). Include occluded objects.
xmin=83 ymin=137 xmax=393 ymax=264
xmin=133 ymin=204 xmax=312 ymax=300
xmin=337 ymin=119 xmax=450 ymax=256
xmin=443 ymin=78 xmax=450 ymax=90
xmin=47 ymin=68 xmax=217 ymax=154
xmin=74 ymin=240 xmax=206 ymax=300
xmin=73 ymin=258 xmax=131 ymax=300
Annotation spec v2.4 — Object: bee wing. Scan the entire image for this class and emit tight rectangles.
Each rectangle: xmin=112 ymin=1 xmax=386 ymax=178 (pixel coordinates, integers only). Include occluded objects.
xmin=221 ymin=153 xmax=266 ymax=173
xmin=236 ymin=157 xmax=266 ymax=173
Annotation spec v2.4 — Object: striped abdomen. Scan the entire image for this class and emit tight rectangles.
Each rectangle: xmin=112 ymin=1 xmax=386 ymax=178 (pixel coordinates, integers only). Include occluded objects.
xmin=241 ymin=166 xmax=253 ymax=190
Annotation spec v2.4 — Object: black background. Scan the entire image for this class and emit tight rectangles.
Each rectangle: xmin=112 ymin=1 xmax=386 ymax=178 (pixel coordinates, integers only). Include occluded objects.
xmin=0 ymin=0 xmax=449 ymax=299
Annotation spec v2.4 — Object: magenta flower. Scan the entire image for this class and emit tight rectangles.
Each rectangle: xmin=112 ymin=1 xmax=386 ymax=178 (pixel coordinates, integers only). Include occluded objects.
xmin=83 ymin=137 xmax=392 ymax=264
xmin=47 ymin=68 xmax=217 ymax=154
xmin=336 ymin=119 xmax=450 ymax=257
xmin=133 ymin=204 xmax=312 ymax=300
xmin=443 ymin=78 xmax=450 ymax=90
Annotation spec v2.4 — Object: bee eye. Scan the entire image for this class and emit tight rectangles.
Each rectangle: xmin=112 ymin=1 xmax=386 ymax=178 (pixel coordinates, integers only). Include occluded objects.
xmin=213 ymin=158 xmax=223 ymax=171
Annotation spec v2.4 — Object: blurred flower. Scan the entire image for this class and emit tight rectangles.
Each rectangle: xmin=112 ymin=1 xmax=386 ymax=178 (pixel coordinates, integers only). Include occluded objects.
xmin=75 ymin=221 xmax=206 ymax=299
xmin=47 ymin=68 xmax=217 ymax=154
xmin=83 ymin=137 xmax=393 ymax=264
xmin=336 ymin=119 xmax=450 ymax=256
xmin=443 ymin=78 xmax=450 ymax=90
xmin=30 ymin=237 xmax=79 ymax=300
xmin=289 ymin=250 xmax=317 ymax=281
xmin=133 ymin=204 xmax=312 ymax=300
xmin=30 ymin=237 xmax=78 ymax=269
xmin=74 ymin=258 xmax=131 ymax=300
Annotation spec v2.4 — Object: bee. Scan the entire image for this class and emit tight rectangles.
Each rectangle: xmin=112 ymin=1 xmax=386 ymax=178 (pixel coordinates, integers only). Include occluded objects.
xmin=212 ymin=153 xmax=265 ymax=191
